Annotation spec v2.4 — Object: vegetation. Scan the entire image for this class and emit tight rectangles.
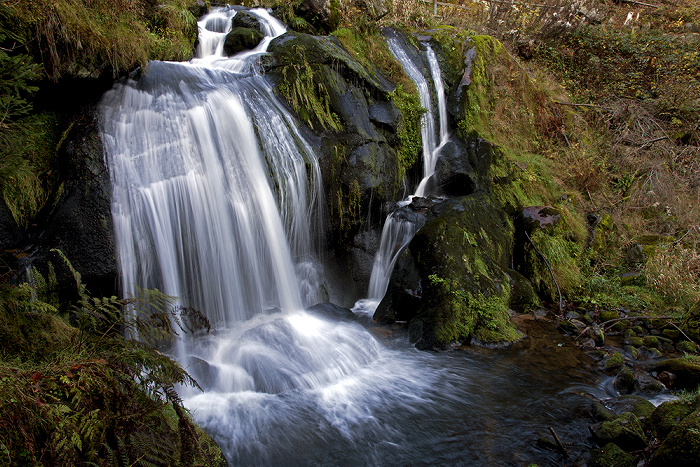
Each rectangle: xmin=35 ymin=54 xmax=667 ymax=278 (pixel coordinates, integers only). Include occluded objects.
xmin=0 ymin=252 xmax=225 ymax=466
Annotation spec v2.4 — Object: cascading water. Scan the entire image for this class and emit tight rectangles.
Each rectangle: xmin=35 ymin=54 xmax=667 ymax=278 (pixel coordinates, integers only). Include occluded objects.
xmin=354 ymin=35 xmax=449 ymax=313
xmin=100 ymin=9 xmax=609 ymax=465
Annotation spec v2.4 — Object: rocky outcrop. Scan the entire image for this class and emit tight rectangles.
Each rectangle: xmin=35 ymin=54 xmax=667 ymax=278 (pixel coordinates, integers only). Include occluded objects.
xmin=224 ymin=27 xmax=264 ymax=55
xmin=266 ymin=32 xmax=411 ymax=254
xmin=32 ymin=109 xmax=117 ymax=300
xmin=375 ymin=193 xmax=523 ymax=349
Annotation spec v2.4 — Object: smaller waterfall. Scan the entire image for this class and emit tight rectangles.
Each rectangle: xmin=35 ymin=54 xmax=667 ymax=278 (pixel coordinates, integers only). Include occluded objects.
xmin=355 ymin=35 xmax=448 ymax=312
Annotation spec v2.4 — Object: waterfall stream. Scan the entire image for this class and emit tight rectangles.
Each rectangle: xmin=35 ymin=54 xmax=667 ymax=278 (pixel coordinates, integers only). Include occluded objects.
xmin=354 ymin=35 xmax=449 ymax=314
xmin=100 ymin=9 xmax=605 ymax=465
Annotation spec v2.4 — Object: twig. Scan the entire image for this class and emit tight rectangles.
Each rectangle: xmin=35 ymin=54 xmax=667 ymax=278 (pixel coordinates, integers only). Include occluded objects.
xmin=621 ymin=0 xmax=659 ymax=8
xmin=638 ymin=135 xmax=669 ymax=150
xmin=525 ymin=231 xmax=563 ymax=314
xmin=554 ymin=101 xmax=599 ymax=108
xmin=548 ymin=427 xmax=568 ymax=457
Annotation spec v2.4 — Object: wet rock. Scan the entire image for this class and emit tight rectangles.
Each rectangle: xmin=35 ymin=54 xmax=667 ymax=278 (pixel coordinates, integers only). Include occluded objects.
xmin=650 ymin=409 xmax=700 ymax=466
xmin=658 ymin=371 xmax=676 ymax=388
xmin=590 ymin=412 xmax=647 ymax=451
xmin=605 ymin=395 xmax=655 ymax=420
xmin=588 ymin=443 xmax=636 ymax=467
xmin=377 ymin=193 xmax=522 ymax=349
xmin=635 ymin=373 xmax=664 ymax=394
xmin=231 ymin=10 xmax=263 ymax=32
xmin=434 ymin=136 xmax=492 ymax=197
xmin=581 ymin=338 xmax=597 ymax=349
xmin=306 ymin=302 xmax=357 ymax=322
xmin=624 ymin=345 xmax=639 ymax=360
xmin=33 ymin=109 xmax=117 ymax=299
xmin=295 ymin=0 xmax=340 ymax=32
xmin=592 ymin=401 xmax=616 ymax=421
xmin=613 ymin=366 xmax=636 ymax=394
xmin=650 ymin=358 xmax=700 ymax=390
xmin=588 ymin=324 xmax=605 ymax=346
xmin=224 ymin=27 xmax=264 ymax=55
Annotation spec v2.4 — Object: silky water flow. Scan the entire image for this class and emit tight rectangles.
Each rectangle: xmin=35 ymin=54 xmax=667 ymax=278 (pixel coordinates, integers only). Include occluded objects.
xmin=101 ymin=8 xmax=604 ymax=465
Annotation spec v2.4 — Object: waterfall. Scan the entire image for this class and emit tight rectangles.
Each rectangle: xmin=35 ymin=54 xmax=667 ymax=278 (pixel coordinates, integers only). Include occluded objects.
xmin=356 ymin=35 xmax=448 ymax=311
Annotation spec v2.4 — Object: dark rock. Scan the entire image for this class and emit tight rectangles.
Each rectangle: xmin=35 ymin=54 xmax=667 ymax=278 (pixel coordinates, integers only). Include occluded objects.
xmin=624 ymin=243 xmax=645 ymax=265
xmin=591 ymin=401 xmax=616 ymax=421
xmin=590 ymin=412 xmax=647 ymax=451
xmin=588 ymin=443 xmax=636 ymax=467
xmin=650 ymin=358 xmax=700 ymax=390
xmin=613 ymin=366 xmax=636 ymax=394
xmin=661 ymin=328 xmax=680 ymax=341
xmin=33 ymin=109 xmax=117 ymax=300
xmin=289 ymin=0 xmax=343 ymax=33
xmin=634 ymin=373 xmax=664 ymax=394
xmin=505 ymin=268 xmax=540 ymax=311
xmin=644 ymin=335 xmax=660 ymax=348
xmin=0 ymin=197 xmax=23 ymax=250
xmin=433 ymin=136 xmax=492 ymax=197
xmin=306 ymin=302 xmax=357 ymax=321
xmin=231 ymin=11 xmax=263 ymax=32
xmin=650 ymin=408 xmax=700 ymax=467
xmin=223 ymin=27 xmax=264 ymax=56
xmin=658 ymin=371 xmax=676 ymax=388
xmin=519 ymin=206 xmax=561 ymax=233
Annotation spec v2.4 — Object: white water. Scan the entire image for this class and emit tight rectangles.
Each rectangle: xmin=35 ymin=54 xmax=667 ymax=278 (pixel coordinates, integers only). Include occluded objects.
xmin=100 ymin=7 xmax=440 ymax=461
xmin=356 ymin=36 xmax=449 ymax=311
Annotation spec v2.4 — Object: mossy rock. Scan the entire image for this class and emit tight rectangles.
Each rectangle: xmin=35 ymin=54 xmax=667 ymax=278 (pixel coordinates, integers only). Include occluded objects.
xmin=588 ymin=212 xmax=615 ymax=255
xmin=661 ymin=328 xmax=681 ymax=341
xmin=650 ymin=408 xmax=700 ymax=467
xmin=588 ymin=442 xmax=637 ymax=467
xmin=604 ymin=352 xmax=625 ymax=373
xmin=223 ymin=27 xmax=264 ymax=55
xmin=650 ymin=358 xmax=700 ymax=390
xmin=624 ymin=336 xmax=644 ymax=348
xmin=377 ymin=193 xmax=522 ymax=349
xmin=599 ymin=310 xmax=620 ymax=322
xmin=613 ymin=366 xmax=636 ymax=394
xmin=643 ymin=336 xmax=660 ymax=348
xmin=231 ymin=11 xmax=262 ymax=31
xmin=590 ymin=412 xmax=647 ymax=451
xmin=651 ymin=399 xmax=697 ymax=440
xmin=677 ymin=340 xmax=699 ymax=354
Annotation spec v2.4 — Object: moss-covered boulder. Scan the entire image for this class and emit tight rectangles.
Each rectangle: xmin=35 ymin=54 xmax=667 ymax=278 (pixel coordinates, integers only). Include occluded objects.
xmin=650 ymin=408 xmax=700 ymax=467
xmin=651 ymin=399 xmax=697 ymax=440
xmin=223 ymin=27 xmax=264 ymax=55
xmin=375 ymin=193 xmax=522 ymax=349
xmin=231 ymin=11 xmax=263 ymax=31
xmin=588 ymin=443 xmax=637 ymax=467
xmin=650 ymin=358 xmax=700 ymax=390
xmin=590 ymin=412 xmax=647 ymax=451
xmin=266 ymin=31 xmax=415 ymax=283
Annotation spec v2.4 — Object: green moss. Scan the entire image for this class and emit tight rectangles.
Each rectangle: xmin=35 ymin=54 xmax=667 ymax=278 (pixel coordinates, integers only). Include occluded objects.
xmin=10 ymin=0 xmax=198 ymax=80
xmin=278 ymin=45 xmax=343 ymax=132
xmin=605 ymin=352 xmax=625 ymax=372
xmin=389 ymin=85 xmax=425 ymax=182
xmin=589 ymin=443 xmax=637 ymax=467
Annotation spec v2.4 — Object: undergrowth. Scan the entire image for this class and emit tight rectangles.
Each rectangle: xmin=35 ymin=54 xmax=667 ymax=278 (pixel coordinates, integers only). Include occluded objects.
xmin=0 ymin=251 xmax=225 ymax=466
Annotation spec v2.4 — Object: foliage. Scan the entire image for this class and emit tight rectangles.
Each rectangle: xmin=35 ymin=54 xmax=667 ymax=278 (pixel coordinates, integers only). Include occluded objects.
xmin=277 ymin=44 xmax=342 ymax=132
xmin=388 ymin=85 xmax=424 ymax=183
xmin=645 ymin=243 xmax=700 ymax=310
xmin=7 ymin=0 xmax=198 ymax=80
xmin=0 ymin=252 xmax=224 ymax=466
